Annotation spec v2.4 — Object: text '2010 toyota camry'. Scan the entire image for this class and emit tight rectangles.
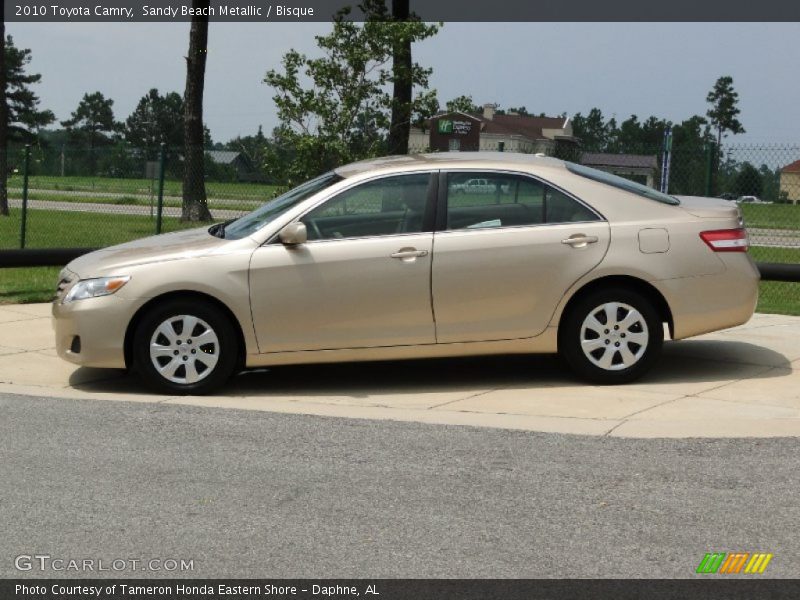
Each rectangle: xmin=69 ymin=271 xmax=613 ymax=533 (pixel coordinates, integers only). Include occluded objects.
xmin=53 ymin=152 xmax=758 ymax=394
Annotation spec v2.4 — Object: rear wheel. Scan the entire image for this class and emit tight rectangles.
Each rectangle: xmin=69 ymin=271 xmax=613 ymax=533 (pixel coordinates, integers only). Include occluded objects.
xmin=133 ymin=299 xmax=239 ymax=394
xmin=559 ymin=288 xmax=663 ymax=384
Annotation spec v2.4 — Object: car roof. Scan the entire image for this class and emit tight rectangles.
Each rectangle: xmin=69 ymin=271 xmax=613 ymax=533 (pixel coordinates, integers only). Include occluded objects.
xmin=334 ymin=152 xmax=568 ymax=178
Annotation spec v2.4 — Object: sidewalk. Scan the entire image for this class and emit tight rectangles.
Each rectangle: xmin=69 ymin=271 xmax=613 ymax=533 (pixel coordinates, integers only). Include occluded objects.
xmin=1 ymin=303 xmax=799 ymax=438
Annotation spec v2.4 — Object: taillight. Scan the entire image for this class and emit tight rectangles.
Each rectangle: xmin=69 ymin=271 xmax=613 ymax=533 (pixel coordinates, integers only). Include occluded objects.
xmin=699 ymin=228 xmax=748 ymax=252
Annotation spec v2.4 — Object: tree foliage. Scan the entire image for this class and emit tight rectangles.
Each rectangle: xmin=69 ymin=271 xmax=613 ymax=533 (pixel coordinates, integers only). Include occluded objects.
xmin=264 ymin=0 xmax=439 ymax=184
xmin=4 ymin=35 xmax=55 ymax=141
xmin=124 ymin=89 xmax=185 ymax=160
xmin=706 ymin=75 xmax=745 ymax=148
xmin=444 ymin=95 xmax=480 ymax=115
xmin=1 ymin=34 xmax=55 ymax=215
xmin=733 ymin=162 xmax=763 ymax=197
xmin=61 ymin=91 xmax=120 ymax=151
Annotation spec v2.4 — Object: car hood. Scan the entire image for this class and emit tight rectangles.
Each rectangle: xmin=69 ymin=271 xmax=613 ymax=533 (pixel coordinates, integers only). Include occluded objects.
xmin=66 ymin=226 xmax=235 ymax=277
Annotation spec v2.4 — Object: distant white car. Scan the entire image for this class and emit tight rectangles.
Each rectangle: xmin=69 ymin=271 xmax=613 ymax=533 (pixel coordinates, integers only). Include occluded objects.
xmin=737 ymin=195 xmax=771 ymax=205
xmin=452 ymin=178 xmax=510 ymax=195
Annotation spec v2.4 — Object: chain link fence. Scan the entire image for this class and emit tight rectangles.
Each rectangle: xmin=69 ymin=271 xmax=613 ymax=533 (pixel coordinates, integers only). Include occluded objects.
xmin=1 ymin=140 xmax=798 ymax=314
xmin=1 ymin=143 xmax=279 ymax=251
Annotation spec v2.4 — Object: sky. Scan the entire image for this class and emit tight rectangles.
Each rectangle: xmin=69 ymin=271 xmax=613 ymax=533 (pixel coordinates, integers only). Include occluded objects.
xmin=7 ymin=22 xmax=800 ymax=145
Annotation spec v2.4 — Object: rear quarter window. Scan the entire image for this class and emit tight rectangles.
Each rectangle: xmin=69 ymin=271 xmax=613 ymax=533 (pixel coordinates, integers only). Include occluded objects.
xmin=566 ymin=162 xmax=680 ymax=206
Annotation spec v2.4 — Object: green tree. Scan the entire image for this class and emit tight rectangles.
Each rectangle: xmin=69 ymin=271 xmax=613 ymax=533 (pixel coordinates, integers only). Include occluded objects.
xmin=264 ymin=0 xmax=438 ymax=183
xmin=124 ymin=89 xmax=185 ymax=160
xmin=181 ymin=0 xmax=212 ymax=222
xmin=61 ymin=91 xmax=120 ymax=173
xmin=706 ymin=75 xmax=745 ymax=149
xmin=733 ymin=162 xmax=763 ymax=197
xmin=571 ymin=108 xmax=614 ymax=151
xmin=1 ymin=34 xmax=55 ymax=215
xmin=445 ymin=95 xmax=480 ymax=114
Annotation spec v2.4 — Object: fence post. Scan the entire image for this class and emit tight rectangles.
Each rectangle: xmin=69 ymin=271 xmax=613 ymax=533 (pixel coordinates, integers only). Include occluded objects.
xmin=704 ymin=142 xmax=715 ymax=197
xmin=156 ymin=143 xmax=166 ymax=235
xmin=19 ymin=145 xmax=31 ymax=249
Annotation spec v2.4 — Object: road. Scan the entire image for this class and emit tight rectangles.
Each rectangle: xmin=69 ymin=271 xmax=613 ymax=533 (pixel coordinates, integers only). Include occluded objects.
xmin=1 ymin=392 xmax=798 ymax=578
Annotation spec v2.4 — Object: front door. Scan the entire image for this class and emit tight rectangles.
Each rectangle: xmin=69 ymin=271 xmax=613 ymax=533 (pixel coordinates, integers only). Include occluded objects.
xmin=249 ymin=172 xmax=436 ymax=353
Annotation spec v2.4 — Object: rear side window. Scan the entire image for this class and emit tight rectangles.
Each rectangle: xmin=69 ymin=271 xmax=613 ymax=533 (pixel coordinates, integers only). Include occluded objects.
xmin=566 ymin=162 xmax=680 ymax=205
xmin=445 ymin=172 xmax=599 ymax=231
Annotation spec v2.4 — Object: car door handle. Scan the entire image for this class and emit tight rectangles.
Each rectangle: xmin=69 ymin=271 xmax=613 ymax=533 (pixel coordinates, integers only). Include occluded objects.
xmin=390 ymin=249 xmax=428 ymax=259
xmin=561 ymin=235 xmax=599 ymax=247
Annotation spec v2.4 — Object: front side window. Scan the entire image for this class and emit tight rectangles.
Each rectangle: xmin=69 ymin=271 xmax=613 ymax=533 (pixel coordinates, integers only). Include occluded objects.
xmin=445 ymin=172 xmax=598 ymax=231
xmin=301 ymin=173 xmax=431 ymax=241
xmin=223 ymin=172 xmax=342 ymax=240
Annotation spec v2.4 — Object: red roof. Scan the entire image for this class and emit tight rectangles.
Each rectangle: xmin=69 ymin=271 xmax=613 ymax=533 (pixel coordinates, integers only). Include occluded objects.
xmin=429 ymin=111 xmax=569 ymax=142
xmin=476 ymin=113 xmax=567 ymax=141
xmin=782 ymin=159 xmax=800 ymax=173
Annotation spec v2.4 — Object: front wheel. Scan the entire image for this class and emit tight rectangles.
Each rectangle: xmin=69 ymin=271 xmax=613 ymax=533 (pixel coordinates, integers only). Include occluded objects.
xmin=559 ymin=288 xmax=663 ymax=384
xmin=133 ymin=299 xmax=239 ymax=394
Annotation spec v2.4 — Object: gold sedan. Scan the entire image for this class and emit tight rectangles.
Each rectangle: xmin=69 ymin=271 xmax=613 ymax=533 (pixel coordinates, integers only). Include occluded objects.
xmin=53 ymin=153 xmax=758 ymax=394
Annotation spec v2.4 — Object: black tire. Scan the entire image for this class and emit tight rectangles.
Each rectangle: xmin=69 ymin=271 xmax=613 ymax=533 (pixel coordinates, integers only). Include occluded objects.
xmin=133 ymin=298 xmax=239 ymax=395
xmin=559 ymin=287 xmax=663 ymax=384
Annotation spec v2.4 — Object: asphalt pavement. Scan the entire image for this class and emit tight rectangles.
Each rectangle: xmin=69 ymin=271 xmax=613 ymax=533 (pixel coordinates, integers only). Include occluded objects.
xmin=1 ymin=392 xmax=798 ymax=579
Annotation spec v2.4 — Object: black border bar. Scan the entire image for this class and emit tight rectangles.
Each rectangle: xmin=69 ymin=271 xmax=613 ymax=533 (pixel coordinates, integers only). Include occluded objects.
xmin=5 ymin=579 xmax=800 ymax=600
xmin=4 ymin=0 xmax=800 ymax=22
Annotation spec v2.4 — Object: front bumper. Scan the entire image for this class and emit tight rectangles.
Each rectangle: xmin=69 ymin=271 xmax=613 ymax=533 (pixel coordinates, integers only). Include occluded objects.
xmin=52 ymin=293 xmax=135 ymax=369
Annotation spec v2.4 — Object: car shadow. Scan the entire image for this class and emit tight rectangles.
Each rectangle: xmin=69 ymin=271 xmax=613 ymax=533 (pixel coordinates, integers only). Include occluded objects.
xmin=69 ymin=339 xmax=792 ymax=398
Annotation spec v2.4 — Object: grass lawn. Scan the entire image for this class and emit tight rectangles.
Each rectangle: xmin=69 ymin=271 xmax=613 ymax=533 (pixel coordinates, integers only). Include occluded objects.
xmin=0 ymin=266 xmax=60 ymax=304
xmin=9 ymin=175 xmax=280 ymax=202
xmin=741 ymin=203 xmax=800 ymax=231
xmin=0 ymin=208 xmax=217 ymax=249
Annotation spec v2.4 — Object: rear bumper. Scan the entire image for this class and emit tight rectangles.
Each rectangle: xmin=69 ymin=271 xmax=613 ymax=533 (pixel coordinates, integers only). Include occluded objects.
xmin=653 ymin=253 xmax=759 ymax=340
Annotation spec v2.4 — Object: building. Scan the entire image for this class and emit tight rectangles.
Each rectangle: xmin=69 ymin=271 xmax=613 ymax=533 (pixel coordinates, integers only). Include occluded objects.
xmin=206 ymin=150 xmax=253 ymax=180
xmin=780 ymin=159 xmax=800 ymax=204
xmin=409 ymin=103 xmax=578 ymax=155
xmin=581 ymin=153 xmax=659 ymax=188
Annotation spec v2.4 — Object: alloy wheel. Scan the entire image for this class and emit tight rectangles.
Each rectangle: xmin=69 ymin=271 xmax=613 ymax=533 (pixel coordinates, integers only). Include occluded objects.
xmin=149 ymin=314 xmax=220 ymax=384
xmin=579 ymin=302 xmax=649 ymax=371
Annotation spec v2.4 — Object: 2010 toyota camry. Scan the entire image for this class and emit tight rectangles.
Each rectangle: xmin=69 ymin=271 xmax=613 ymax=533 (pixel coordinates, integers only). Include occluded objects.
xmin=53 ymin=152 xmax=758 ymax=394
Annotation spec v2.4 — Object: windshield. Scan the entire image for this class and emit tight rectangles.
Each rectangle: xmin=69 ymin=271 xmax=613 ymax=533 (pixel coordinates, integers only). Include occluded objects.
xmin=565 ymin=162 xmax=680 ymax=206
xmin=221 ymin=172 xmax=343 ymax=240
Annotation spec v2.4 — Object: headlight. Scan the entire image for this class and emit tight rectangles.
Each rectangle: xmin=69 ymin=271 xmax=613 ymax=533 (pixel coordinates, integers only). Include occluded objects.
xmin=63 ymin=276 xmax=130 ymax=304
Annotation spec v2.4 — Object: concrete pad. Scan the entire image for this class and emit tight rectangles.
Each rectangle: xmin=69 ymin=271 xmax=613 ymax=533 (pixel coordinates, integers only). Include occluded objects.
xmin=629 ymin=396 xmax=800 ymax=421
xmin=0 ymin=346 xmax=26 ymax=356
xmin=0 ymin=307 xmax=44 ymax=323
xmin=662 ymin=337 xmax=794 ymax=368
xmin=0 ymin=352 xmax=114 ymax=387
xmin=697 ymin=367 xmax=800 ymax=409
xmin=609 ymin=418 xmax=800 ymax=438
xmin=2 ymin=303 xmax=53 ymax=317
xmin=0 ymin=303 xmax=799 ymax=439
xmin=625 ymin=354 xmax=775 ymax=396
xmin=0 ymin=382 xmax=175 ymax=405
xmin=434 ymin=386 xmax=680 ymax=420
xmin=162 ymin=395 xmax=620 ymax=436
xmin=0 ymin=318 xmax=55 ymax=351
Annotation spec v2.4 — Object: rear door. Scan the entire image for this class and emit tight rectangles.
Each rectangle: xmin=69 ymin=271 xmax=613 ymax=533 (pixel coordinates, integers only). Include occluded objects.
xmin=432 ymin=170 xmax=610 ymax=343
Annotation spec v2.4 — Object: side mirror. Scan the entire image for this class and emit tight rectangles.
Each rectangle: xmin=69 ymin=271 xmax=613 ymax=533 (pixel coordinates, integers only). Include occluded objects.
xmin=278 ymin=222 xmax=307 ymax=246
